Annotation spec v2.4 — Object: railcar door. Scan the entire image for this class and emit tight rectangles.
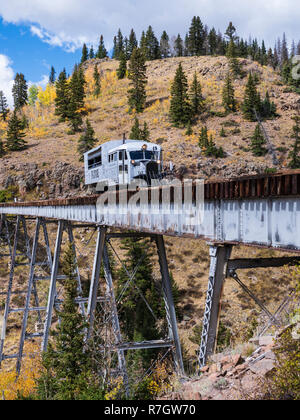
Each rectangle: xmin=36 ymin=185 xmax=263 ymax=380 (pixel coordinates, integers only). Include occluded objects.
xmin=118 ymin=150 xmax=129 ymax=185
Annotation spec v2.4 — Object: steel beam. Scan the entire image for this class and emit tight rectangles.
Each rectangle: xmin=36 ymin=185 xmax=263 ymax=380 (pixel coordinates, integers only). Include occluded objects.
xmin=198 ymin=245 xmax=232 ymax=368
xmin=86 ymin=226 xmax=107 ymax=339
xmin=156 ymin=234 xmax=184 ymax=376
xmin=42 ymin=220 xmax=64 ymax=352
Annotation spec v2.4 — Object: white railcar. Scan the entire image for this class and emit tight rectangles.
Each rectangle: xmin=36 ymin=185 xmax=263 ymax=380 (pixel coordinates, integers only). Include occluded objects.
xmin=84 ymin=139 xmax=163 ymax=186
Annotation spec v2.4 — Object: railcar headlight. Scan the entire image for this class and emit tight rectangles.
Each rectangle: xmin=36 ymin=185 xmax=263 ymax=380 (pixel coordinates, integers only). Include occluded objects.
xmin=157 ymin=160 xmax=161 ymax=164
xmin=131 ymin=160 xmax=135 ymax=164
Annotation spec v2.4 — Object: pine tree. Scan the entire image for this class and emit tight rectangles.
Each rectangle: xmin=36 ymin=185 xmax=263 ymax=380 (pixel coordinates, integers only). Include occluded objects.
xmin=242 ymin=73 xmax=261 ymax=121
xmin=117 ymin=50 xmax=127 ymax=79
xmin=12 ymin=73 xmax=28 ymax=110
xmin=261 ymin=91 xmax=277 ymax=119
xmin=67 ymin=65 xmax=86 ymax=133
xmin=208 ymin=28 xmax=218 ymax=55
xmin=187 ymin=16 xmax=205 ymax=56
xmin=189 ymin=72 xmax=204 ymax=118
xmin=250 ymin=124 xmax=267 ymax=156
xmin=93 ymin=65 xmax=101 ymax=98
xmin=174 ymin=34 xmax=184 ymax=57
xmin=55 ymin=69 xmax=70 ymax=122
xmin=89 ymin=46 xmax=95 ymax=59
xmin=169 ymin=63 xmax=191 ymax=127
xmin=198 ymin=126 xmax=209 ymax=149
xmin=77 ymin=119 xmax=97 ymax=161
xmin=129 ymin=116 xmax=141 ymax=139
xmin=49 ymin=66 xmax=56 ymax=84
xmin=6 ymin=110 xmax=27 ymax=151
xmin=127 ymin=48 xmax=147 ymax=113
xmin=225 ymin=22 xmax=237 ymax=42
xmin=0 ymin=139 xmax=4 ymax=157
xmin=140 ymin=121 xmax=150 ymax=141
xmin=128 ymin=29 xmax=138 ymax=58
xmin=36 ymin=243 xmax=96 ymax=400
xmin=222 ymin=72 xmax=236 ymax=112
xmin=220 ymin=126 xmax=227 ymax=137
xmin=288 ymin=116 xmax=300 ymax=169
xmin=81 ymin=43 xmax=88 ymax=63
xmin=160 ymin=31 xmax=170 ymax=58
xmin=96 ymin=35 xmax=107 ymax=59
xmin=144 ymin=26 xmax=160 ymax=60
xmin=0 ymin=91 xmax=9 ymax=121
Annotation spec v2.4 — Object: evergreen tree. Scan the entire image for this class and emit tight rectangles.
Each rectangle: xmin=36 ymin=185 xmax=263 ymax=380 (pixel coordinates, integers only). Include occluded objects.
xmin=77 ymin=119 xmax=97 ymax=161
xmin=96 ymin=35 xmax=107 ymax=59
xmin=12 ymin=73 xmax=28 ymax=110
xmin=55 ymin=69 xmax=70 ymax=122
xmin=187 ymin=16 xmax=205 ymax=56
xmin=67 ymin=66 xmax=86 ymax=133
xmin=189 ymin=72 xmax=204 ymax=118
xmin=128 ymin=29 xmax=138 ymax=58
xmin=127 ymin=48 xmax=147 ymax=113
xmin=49 ymin=66 xmax=56 ymax=84
xmin=6 ymin=110 xmax=27 ymax=151
xmin=0 ymin=139 xmax=4 ymax=157
xmin=250 ymin=124 xmax=267 ymax=156
xmin=81 ymin=43 xmax=88 ymax=63
xmin=144 ymin=26 xmax=160 ymax=60
xmin=129 ymin=116 xmax=141 ymax=139
xmin=0 ymin=91 xmax=9 ymax=121
xmin=222 ymin=72 xmax=236 ymax=112
xmin=226 ymin=39 xmax=243 ymax=77
xmin=140 ymin=121 xmax=150 ymax=141
xmin=160 ymin=31 xmax=170 ymax=58
xmin=129 ymin=117 xmax=150 ymax=141
xmin=198 ymin=126 xmax=209 ymax=149
xmin=117 ymin=50 xmax=127 ymax=79
xmin=225 ymin=22 xmax=237 ymax=42
xmin=89 ymin=46 xmax=95 ymax=59
xmin=220 ymin=126 xmax=227 ymax=137
xmin=174 ymin=34 xmax=184 ymax=57
xmin=288 ymin=116 xmax=300 ymax=169
xmin=112 ymin=29 xmax=124 ymax=60
xmin=139 ymin=31 xmax=147 ymax=58
xmin=36 ymin=243 xmax=101 ymax=400
xmin=169 ymin=63 xmax=191 ymax=127
xmin=93 ymin=65 xmax=101 ymax=98
xmin=242 ymin=73 xmax=261 ymax=121
xmin=208 ymin=28 xmax=218 ymax=55
xmin=261 ymin=91 xmax=277 ymax=119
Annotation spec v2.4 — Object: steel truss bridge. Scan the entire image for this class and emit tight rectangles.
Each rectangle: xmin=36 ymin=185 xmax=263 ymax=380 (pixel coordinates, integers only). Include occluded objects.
xmin=0 ymin=170 xmax=300 ymax=385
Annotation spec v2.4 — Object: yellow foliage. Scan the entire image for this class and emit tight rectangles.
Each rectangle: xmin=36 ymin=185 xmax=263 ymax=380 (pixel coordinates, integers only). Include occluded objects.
xmin=104 ymin=377 xmax=123 ymax=400
xmin=0 ymin=343 xmax=42 ymax=400
xmin=147 ymin=361 xmax=172 ymax=397
xmin=37 ymin=84 xmax=56 ymax=107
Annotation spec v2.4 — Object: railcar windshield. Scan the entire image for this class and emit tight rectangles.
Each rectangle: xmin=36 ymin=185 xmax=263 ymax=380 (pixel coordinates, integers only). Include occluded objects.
xmin=130 ymin=150 xmax=156 ymax=160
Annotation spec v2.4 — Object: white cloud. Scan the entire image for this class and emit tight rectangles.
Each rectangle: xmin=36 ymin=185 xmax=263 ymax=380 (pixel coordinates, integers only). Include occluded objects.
xmin=0 ymin=1 xmax=299 ymax=51
xmin=0 ymin=54 xmax=14 ymax=108
xmin=29 ymin=74 xmax=49 ymax=89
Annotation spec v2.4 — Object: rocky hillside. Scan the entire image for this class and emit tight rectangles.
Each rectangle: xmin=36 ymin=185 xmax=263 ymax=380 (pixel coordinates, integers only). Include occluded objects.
xmin=1 ymin=55 xmax=300 ymax=199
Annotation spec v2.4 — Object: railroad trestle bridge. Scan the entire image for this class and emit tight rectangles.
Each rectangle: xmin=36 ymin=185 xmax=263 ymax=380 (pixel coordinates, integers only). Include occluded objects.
xmin=0 ymin=170 xmax=300 ymax=384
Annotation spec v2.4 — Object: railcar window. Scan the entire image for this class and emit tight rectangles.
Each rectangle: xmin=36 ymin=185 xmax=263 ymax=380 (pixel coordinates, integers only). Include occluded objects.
xmin=130 ymin=151 xmax=155 ymax=160
xmin=88 ymin=154 xmax=102 ymax=169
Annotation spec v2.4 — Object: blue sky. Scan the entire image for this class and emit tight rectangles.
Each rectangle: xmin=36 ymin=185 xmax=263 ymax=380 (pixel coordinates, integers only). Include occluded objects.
xmin=0 ymin=18 xmax=81 ymax=84
xmin=0 ymin=0 xmax=299 ymax=107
